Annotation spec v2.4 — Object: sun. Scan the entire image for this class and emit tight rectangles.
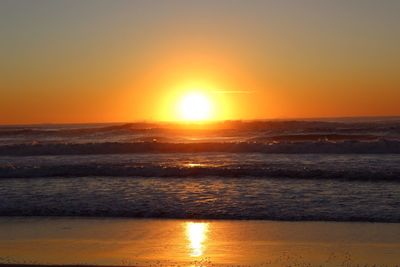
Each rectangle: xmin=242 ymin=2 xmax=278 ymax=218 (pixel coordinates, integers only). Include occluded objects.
xmin=178 ymin=91 xmax=214 ymax=121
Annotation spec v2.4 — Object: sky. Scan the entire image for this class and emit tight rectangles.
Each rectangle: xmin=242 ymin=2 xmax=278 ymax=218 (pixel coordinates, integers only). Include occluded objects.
xmin=0 ymin=0 xmax=399 ymax=124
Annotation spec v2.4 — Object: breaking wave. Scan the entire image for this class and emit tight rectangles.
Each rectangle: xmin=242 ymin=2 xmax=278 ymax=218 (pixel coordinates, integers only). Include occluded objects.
xmin=1 ymin=162 xmax=399 ymax=180
xmin=1 ymin=139 xmax=399 ymax=156
xmin=1 ymin=153 xmax=399 ymax=181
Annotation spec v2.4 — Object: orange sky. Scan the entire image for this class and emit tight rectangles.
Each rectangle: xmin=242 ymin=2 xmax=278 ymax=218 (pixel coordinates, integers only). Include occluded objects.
xmin=0 ymin=1 xmax=399 ymax=124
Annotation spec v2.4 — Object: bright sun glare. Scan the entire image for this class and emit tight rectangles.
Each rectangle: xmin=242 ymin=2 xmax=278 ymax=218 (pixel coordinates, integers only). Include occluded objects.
xmin=186 ymin=222 xmax=208 ymax=257
xmin=178 ymin=91 xmax=213 ymax=121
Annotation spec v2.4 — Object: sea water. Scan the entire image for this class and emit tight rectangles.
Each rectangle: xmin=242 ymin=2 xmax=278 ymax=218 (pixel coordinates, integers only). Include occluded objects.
xmin=0 ymin=119 xmax=399 ymax=222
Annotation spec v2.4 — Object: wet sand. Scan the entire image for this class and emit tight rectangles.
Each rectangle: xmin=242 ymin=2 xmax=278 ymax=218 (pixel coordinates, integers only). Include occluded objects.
xmin=0 ymin=217 xmax=399 ymax=266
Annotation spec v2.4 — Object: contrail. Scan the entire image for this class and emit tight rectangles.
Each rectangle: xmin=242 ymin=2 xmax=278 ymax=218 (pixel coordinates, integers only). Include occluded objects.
xmin=212 ymin=90 xmax=254 ymax=94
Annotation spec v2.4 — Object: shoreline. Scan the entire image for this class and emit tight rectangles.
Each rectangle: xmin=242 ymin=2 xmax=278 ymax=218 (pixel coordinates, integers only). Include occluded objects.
xmin=1 ymin=215 xmax=400 ymax=224
xmin=1 ymin=217 xmax=399 ymax=266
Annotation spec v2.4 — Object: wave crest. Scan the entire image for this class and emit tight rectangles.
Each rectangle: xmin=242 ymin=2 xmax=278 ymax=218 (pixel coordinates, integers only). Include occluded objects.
xmin=1 ymin=139 xmax=399 ymax=156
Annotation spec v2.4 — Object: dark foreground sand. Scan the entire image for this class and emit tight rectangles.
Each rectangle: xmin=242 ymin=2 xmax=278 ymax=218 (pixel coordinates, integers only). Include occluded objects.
xmin=0 ymin=218 xmax=399 ymax=267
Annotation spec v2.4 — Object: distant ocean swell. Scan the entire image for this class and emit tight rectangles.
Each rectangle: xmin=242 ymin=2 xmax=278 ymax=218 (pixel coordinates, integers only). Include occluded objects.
xmin=1 ymin=139 xmax=400 ymax=156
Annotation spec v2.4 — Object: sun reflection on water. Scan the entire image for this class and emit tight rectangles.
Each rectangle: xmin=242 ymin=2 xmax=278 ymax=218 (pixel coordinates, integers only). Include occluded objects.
xmin=186 ymin=222 xmax=209 ymax=257
xmin=186 ymin=163 xmax=203 ymax=167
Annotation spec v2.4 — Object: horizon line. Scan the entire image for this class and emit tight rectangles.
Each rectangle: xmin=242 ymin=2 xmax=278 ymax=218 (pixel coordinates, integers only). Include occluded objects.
xmin=1 ymin=115 xmax=400 ymax=127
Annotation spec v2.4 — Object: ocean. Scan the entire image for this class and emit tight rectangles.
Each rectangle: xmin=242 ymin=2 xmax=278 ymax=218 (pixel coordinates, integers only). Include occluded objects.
xmin=0 ymin=119 xmax=399 ymax=222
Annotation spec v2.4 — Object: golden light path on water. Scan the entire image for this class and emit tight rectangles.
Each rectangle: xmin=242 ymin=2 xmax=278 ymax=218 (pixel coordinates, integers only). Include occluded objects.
xmin=186 ymin=222 xmax=209 ymax=257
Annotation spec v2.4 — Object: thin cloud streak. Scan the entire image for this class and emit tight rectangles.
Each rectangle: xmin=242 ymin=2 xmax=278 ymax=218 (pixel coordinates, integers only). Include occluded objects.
xmin=212 ymin=90 xmax=254 ymax=94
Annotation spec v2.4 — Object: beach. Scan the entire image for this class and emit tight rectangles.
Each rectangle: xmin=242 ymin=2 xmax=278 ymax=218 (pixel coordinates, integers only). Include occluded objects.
xmin=0 ymin=217 xmax=399 ymax=267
